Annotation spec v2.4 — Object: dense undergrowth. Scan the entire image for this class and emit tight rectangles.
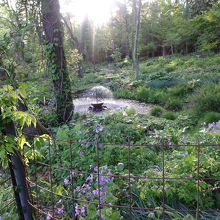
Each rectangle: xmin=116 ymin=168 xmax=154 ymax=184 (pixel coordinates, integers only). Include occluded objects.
xmin=1 ymin=54 xmax=220 ymax=219
xmin=29 ymin=112 xmax=220 ymax=219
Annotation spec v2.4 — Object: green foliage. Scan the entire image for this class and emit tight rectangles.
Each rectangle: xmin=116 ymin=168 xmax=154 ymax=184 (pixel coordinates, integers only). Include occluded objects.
xmin=203 ymin=112 xmax=220 ymax=124
xmin=136 ymin=86 xmax=151 ymax=102
xmin=41 ymin=112 xmax=59 ymax=127
xmin=147 ymin=78 xmax=179 ymax=89
xmin=168 ymin=85 xmax=194 ymax=97
xmin=0 ymin=85 xmax=38 ymax=166
xmin=75 ymin=73 xmax=103 ymax=90
xmin=32 ymin=113 xmax=220 ymax=219
xmin=114 ymin=89 xmax=136 ymax=100
xmin=162 ymin=112 xmax=177 ymax=120
xmin=190 ymin=83 xmax=220 ymax=116
xmin=165 ymin=98 xmax=182 ymax=111
xmin=106 ymin=80 xmax=122 ymax=91
xmin=150 ymin=106 xmax=163 ymax=117
xmin=66 ymin=48 xmax=83 ymax=82
xmin=111 ymin=48 xmax=122 ymax=63
xmin=124 ymin=107 xmax=136 ymax=116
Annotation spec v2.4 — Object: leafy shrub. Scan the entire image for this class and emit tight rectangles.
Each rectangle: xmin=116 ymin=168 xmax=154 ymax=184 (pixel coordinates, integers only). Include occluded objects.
xmin=114 ymin=89 xmax=136 ymax=100
xmin=150 ymin=106 xmax=163 ymax=117
xmin=190 ymin=83 xmax=220 ymax=115
xmin=203 ymin=112 xmax=220 ymax=124
xmin=41 ymin=112 xmax=59 ymax=127
xmin=148 ymin=71 xmax=166 ymax=80
xmin=106 ymin=80 xmax=122 ymax=91
xmin=136 ymin=86 xmax=151 ymax=102
xmin=124 ymin=107 xmax=136 ymax=116
xmin=165 ymin=98 xmax=182 ymax=111
xmin=168 ymin=85 xmax=193 ymax=97
xmin=148 ymin=90 xmax=168 ymax=104
xmin=139 ymin=63 xmax=160 ymax=74
xmin=162 ymin=112 xmax=177 ymax=120
xmin=165 ymin=65 xmax=176 ymax=72
xmin=75 ymin=73 xmax=103 ymax=90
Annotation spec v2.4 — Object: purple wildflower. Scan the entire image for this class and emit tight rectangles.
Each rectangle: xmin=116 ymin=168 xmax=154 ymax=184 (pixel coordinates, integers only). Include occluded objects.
xmin=148 ymin=212 xmax=155 ymax=217
xmin=168 ymin=143 xmax=173 ymax=147
xmin=75 ymin=204 xmax=80 ymax=216
xmin=86 ymin=174 xmax=93 ymax=182
xmin=64 ymin=178 xmax=70 ymax=185
xmin=215 ymin=129 xmax=220 ymax=134
xmin=81 ymin=206 xmax=86 ymax=216
xmin=70 ymin=170 xmax=75 ymax=179
xmin=56 ymin=205 xmax=64 ymax=215
xmin=95 ymin=125 xmax=103 ymax=133
xmin=97 ymin=210 xmax=105 ymax=219
xmin=4 ymin=213 xmax=11 ymax=216
xmin=180 ymin=151 xmax=188 ymax=157
xmin=78 ymin=151 xmax=84 ymax=155
xmin=46 ymin=212 xmax=52 ymax=220
xmin=92 ymin=189 xmax=99 ymax=196
xmin=57 ymin=199 xmax=62 ymax=204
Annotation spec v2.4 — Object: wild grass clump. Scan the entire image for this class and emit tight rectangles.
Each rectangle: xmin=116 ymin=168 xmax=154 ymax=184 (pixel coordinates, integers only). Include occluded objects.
xmin=203 ymin=112 xmax=220 ymax=124
xmin=150 ymin=106 xmax=163 ymax=117
xmin=114 ymin=89 xmax=136 ymax=100
xmin=165 ymin=98 xmax=182 ymax=111
xmin=168 ymin=85 xmax=193 ymax=97
xmin=162 ymin=112 xmax=177 ymax=120
xmin=125 ymin=107 xmax=136 ymax=116
xmin=136 ymin=87 xmax=151 ymax=102
xmin=190 ymin=83 xmax=220 ymax=116
xmin=75 ymin=73 xmax=103 ymax=90
xmin=147 ymin=78 xmax=179 ymax=89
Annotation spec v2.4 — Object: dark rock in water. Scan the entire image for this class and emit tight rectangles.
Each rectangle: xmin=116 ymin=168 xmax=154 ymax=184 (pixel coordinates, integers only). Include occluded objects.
xmin=89 ymin=103 xmax=107 ymax=112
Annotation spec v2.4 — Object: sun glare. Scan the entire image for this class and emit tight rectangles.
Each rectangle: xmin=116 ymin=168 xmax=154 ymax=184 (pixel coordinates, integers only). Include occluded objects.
xmin=60 ymin=0 xmax=122 ymax=24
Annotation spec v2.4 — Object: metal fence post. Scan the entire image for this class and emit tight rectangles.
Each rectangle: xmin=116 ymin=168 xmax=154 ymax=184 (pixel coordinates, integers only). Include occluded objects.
xmin=5 ymin=121 xmax=33 ymax=220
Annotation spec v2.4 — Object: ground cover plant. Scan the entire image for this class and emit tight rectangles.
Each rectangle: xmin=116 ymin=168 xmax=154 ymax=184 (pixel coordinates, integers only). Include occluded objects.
xmin=27 ymin=113 xmax=220 ymax=219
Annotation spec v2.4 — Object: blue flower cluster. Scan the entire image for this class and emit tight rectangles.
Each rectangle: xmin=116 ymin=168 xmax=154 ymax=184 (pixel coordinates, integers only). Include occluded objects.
xmin=63 ymin=165 xmax=114 ymax=219
xmin=208 ymin=121 xmax=220 ymax=134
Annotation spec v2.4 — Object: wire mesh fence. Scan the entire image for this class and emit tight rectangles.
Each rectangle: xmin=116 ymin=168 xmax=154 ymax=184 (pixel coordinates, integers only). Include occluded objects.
xmin=24 ymin=137 xmax=220 ymax=220
xmin=0 ymin=167 xmax=16 ymax=218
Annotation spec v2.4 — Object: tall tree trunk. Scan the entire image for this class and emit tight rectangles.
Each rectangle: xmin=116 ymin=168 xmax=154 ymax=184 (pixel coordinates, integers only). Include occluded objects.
xmin=78 ymin=15 xmax=88 ymax=78
xmin=62 ymin=15 xmax=79 ymax=49
xmin=41 ymin=0 xmax=74 ymax=123
xmin=171 ymin=45 xmax=174 ymax=55
xmin=132 ymin=0 xmax=141 ymax=78
xmin=185 ymin=41 xmax=189 ymax=54
xmin=162 ymin=45 xmax=166 ymax=57
xmin=124 ymin=1 xmax=130 ymax=58
xmin=0 ymin=57 xmax=7 ymax=81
